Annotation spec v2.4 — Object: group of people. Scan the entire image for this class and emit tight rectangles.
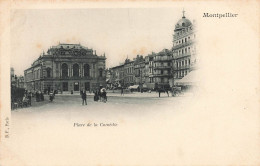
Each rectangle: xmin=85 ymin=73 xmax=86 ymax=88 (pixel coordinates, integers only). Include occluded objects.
xmin=21 ymin=92 xmax=32 ymax=107
xmin=35 ymin=91 xmax=44 ymax=102
xmin=11 ymin=91 xmax=32 ymax=109
xmin=80 ymin=87 xmax=107 ymax=105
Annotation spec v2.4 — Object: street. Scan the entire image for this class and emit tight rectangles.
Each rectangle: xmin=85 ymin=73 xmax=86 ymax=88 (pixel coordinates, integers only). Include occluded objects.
xmin=11 ymin=91 xmax=191 ymax=120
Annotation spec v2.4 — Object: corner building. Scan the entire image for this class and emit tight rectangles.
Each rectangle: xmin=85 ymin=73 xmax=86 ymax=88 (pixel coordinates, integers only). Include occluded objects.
xmin=24 ymin=43 xmax=106 ymax=93
xmin=172 ymin=12 xmax=197 ymax=80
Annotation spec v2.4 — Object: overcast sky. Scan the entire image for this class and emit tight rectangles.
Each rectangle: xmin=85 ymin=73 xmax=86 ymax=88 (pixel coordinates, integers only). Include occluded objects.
xmin=11 ymin=8 xmax=196 ymax=75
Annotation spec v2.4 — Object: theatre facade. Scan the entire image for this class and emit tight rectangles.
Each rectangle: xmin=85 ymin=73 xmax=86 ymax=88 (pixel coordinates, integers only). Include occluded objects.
xmin=24 ymin=43 xmax=106 ymax=93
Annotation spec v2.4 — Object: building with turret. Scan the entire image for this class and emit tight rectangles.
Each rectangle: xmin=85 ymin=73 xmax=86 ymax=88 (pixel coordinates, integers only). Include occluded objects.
xmin=172 ymin=10 xmax=197 ymax=85
xmin=24 ymin=43 xmax=106 ymax=93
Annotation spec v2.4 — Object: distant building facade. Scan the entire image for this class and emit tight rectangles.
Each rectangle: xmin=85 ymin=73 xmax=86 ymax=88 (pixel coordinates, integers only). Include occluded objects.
xmin=153 ymin=49 xmax=173 ymax=86
xmin=110 ymin=64 xmax=124 ymax=87
xmin=11 ymin=67 xmax=25 ymax=88
xmin=123 ymin=59 xmax=135 ymax=87
xmin=134 ymin=55 xmax=145 ymax=85
xmin=24 ymin=43 xmax=106 ymax=93
xmin=110 ymin=10 xmax=197 ymax=89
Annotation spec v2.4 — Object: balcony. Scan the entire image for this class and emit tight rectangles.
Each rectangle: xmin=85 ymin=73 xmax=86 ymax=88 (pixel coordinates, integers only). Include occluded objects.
xmin=153 ymin=73 xmax=171 ymax=77
xmin=172 ymin=40 xmax=194 ymax=50
xmin=60 ymin=76 xmax=94 ymax=80
xmin=153 ymin=58 xmax=172 ymax=62
xmin=174 ymin=65 xmax=191 ymax=70
xmin=154 ymin=66 xmax=172 ymax=69
xmin=174 ymin=52 xmax=191 ymax=59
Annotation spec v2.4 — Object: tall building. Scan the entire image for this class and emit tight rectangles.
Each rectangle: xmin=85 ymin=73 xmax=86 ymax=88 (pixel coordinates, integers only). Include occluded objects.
xmin=172 ymin=10 xmax=197 ymax=82
xmin=134 ymin=55 xmax=145 ymax=85
xmin=110 ymin=64 xmax=124 ymax=88
xmin=145 ymin=53 xmax=155 ymax=89
xmin=24 ymin=43 xmax=106 ymax=93
xmin=153 ymin=49 xmax=173 ymax=87
xmin=123 ymin=58 xmax=135 ymax=87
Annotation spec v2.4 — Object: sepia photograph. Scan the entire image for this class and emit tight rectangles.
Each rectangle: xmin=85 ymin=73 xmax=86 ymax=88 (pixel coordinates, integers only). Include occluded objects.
xmin=0 ymin=1 xmax=259 ymax=165
xmin=10 ymin=8 xmax=198 ymax=113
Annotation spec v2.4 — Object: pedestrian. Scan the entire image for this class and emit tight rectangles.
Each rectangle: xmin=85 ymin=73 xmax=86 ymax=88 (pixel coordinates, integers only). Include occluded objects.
xmin=28 ymin=92 xmax=32 ymax=106
xmin=36 ymin=91 xmax=39 ymax=102
xmin=82 ymin=90 xmax=87 ymax=105
xmin=166 ymin=88 xmax=169 ymax=97
xmin=94 ymin=90 xmax=98 ymax=101
xmin=22 ymin=94 xmax=28 ymax=107
xmin=121 ymin=87 xmax=124 ymax=96
xmin=49 ymin=91 xmax=54 ymax=102
xmin=98 ymin=89 xmax=101 ymax=102
xmin=40 ymin=91 xmax=44 ymax=101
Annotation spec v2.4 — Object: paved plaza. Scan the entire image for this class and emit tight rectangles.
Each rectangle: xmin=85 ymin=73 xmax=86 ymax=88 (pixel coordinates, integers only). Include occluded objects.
xmin=11 ymin=91 xmax=192 ymax=118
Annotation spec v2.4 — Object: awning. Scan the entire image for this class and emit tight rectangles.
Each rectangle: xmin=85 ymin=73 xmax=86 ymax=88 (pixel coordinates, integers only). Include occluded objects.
xmin=129 ymin=85 xmax=139 ymax=89
xmin=175 ymin=70 xmax=200 ymax=86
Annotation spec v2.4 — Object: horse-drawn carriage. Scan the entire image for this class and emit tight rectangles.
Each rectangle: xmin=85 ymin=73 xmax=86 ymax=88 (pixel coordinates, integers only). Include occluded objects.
xmin=172 ymin=86 xmax=182 ymax=96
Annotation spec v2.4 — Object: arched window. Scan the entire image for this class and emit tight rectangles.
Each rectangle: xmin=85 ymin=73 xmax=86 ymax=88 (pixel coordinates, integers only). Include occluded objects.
xmin=99 ymin=68 xmax=103 ymax=77
xmin=38 ymin=69 xmax=41 ymax=78
xmin=84 ymin=64 xmax=90 ymax=77
xmin=46 ymin=68 xmax=51 ymax=78
xmin=73 ymin=64 xmax=79 ymax=77
xmin=62 ymin=63 xmax=68 ymax=77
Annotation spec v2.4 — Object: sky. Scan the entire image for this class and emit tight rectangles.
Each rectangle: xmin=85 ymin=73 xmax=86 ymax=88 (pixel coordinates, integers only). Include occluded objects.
xmin=11 ymin=8 xmax=196 ymax=76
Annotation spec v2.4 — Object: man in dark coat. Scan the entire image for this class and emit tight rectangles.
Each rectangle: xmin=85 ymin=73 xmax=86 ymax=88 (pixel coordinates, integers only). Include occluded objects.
xmin=121 ymin=87 xmax=124 ymax=96
xmin=28 ymin=92 xmax=32 ymax=106
xmin=36 ymin=91 xmax=39 ymax=102
xmin=82 ymin=90 xmax=87 ymax=105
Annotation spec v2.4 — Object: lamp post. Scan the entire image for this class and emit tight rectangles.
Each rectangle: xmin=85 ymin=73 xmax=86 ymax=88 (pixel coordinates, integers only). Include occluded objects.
xmin=140 ymin=68 xmax=142 ymax=93
xmin=170 ymin=62 xmax=176 ymax=88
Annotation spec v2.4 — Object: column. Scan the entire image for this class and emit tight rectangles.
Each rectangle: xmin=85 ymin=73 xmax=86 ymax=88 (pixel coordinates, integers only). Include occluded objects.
xmin=80 ymin=63 xmax=83 ymax=77
xmin=82 ymin=64 xmax=84 ymax=77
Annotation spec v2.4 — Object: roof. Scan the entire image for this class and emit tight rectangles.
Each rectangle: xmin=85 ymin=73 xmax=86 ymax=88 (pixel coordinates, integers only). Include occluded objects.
xmin=174 ymin=12 xmax=192 ymax=31
xmin=129 ymin=85 xmax=139 ymax=89
xmin=175 ymin=70 xmax=200 ymax=86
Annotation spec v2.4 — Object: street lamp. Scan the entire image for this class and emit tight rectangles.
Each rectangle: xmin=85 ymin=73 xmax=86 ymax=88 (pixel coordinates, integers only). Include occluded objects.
xmin=140 ymin=68 xmax=142 ymax=93
xmin=170 ymin=62 xmax=176 ymax=88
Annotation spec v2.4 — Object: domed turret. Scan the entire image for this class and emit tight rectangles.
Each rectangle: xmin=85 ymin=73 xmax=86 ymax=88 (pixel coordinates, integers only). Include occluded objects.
xmin=174 ymin=10 xmax=192 ymax=31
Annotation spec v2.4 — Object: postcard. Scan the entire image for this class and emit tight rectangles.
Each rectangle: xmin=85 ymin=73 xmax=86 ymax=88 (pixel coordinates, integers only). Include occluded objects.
xmin=0 ymin=0 xmax=259 ymax=165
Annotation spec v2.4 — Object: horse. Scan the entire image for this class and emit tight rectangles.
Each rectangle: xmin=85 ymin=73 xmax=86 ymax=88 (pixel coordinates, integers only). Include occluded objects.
xmin=157 ymin=88 xmax=169 ymax=97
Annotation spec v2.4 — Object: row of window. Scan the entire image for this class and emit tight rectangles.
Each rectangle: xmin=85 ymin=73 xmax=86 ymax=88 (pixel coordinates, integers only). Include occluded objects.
xmin=154 ymin=56 xmax=171 ymax=61
xmin=174 ymin=34 xmax=196 ymax=46
xmin=176 ymin=59 xmax=191 ymax=68
xmin=176 ymin=27 xmax=194 ymax=37
xmin=153 ymin=69 xmax=170 ymax=75
xmin=125 ymin=76 xmax=134 ymax=82
xmin=25 ymin=69 xmax=41 ymax=81
xmin=61 ymin=63 xmax=90 ymax=77
xmin=149 ymin=77 xmax=169 ymax=83
xmin=154 ymin=62 xmax=171 ymax=67
xmin=61 ymin=63 xmax=103 ymax=77
xmin=177 ymin=70 xmax=189 ymax=78
xmin=125 ymin=67 xmax=134 ymax=74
